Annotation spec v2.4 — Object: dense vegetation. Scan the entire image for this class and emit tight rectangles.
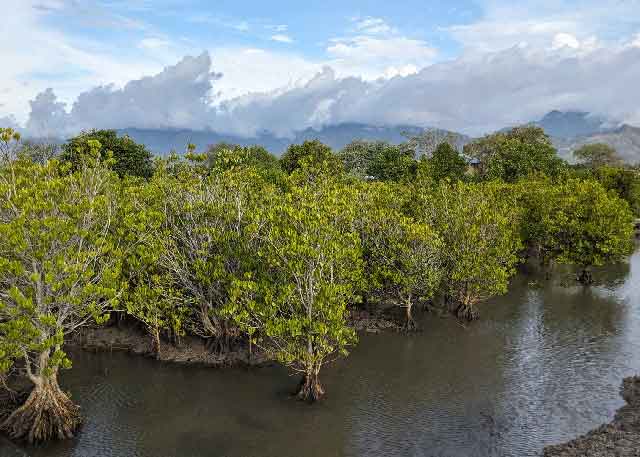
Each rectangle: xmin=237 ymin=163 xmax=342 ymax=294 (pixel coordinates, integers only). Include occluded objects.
xmin=0 ymin=126 xmax=637 ymax=442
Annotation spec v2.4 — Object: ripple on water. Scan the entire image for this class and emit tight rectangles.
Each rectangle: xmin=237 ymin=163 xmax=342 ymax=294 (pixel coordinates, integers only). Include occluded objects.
xmin=19 ymin=248 xmax=640 ymax=457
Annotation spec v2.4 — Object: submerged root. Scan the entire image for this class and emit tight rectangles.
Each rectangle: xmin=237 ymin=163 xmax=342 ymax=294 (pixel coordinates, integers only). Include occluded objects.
xmin=296 ymin=373 xmax=325 ymax=403
xmin=577 ymin=269 xmax=594 ymax=284
xmin=402 ymin=299 xmax=419 ymax=332
xmin=1 ymin=381 xmax=81 ymax=443
xmin=455 ymin=303 xmax=480 ymax=322
xmin=403 ymin=314 xmax=419 ymax=332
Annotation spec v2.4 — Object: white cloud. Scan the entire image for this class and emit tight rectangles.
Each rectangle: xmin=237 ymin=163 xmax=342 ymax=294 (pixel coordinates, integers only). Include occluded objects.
xmin=448 ymin=1 xmax=640 ymax=54
xmin=226 ymin=43 xmax=640 ymax=137
xmin=23 ymin=53 xmax=218 ymax=137
xmin=327 ymin=35 xmax=437 ymax=79
xmin=21 ymin=41 xmax=640 ymax=139
xmin=327 ymin=16 xmax=437 ymax=80
xmin=270 ymin=34 xmax=294 ymax=43
xmin=207 ymin=48 xmax=321 ymax=101
xmin=551 ymin=33 xmax=580 ymax=50
xmin=7 ymin=1 xmax=640 ymax=141
xmin=0 ymin=1 xmax=163 ymax=123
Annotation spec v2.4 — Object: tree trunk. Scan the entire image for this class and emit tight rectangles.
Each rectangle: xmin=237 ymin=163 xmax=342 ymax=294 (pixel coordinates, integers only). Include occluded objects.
xmin=404 ymin=297 xmax=418 ymax=332
xmin=456 ymin=292 xmax=479 ymax=321
xmin=1 ymin=373 xmax=81 ymax=443
xmin=296 ymin=366 xmax=325 ymax=403
xmin=577 ymin=268 xmax=594 ymax=284
xmin=152 ymin=327 xmax=161 ymax=359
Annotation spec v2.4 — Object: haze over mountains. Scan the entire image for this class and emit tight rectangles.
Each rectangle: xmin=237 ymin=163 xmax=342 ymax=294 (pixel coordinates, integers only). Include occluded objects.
xmin=532 ymin=111 xmax=640 ymax=163
xmin=107 ymin=111 xmax=640 ymax=164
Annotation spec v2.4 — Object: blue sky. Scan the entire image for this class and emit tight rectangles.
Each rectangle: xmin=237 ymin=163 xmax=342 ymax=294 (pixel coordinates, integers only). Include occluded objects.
xmin=2 ymin=0 xmax=640 ymax=136
xmin=45 ymin=0 xmax=478 ymax=57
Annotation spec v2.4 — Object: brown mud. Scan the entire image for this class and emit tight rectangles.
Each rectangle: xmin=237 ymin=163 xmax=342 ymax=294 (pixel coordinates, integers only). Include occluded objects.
xmin=70 ymin=323 xmax=271 ymax=368
xmin=544 ymin=376 xmax=640 ymax=457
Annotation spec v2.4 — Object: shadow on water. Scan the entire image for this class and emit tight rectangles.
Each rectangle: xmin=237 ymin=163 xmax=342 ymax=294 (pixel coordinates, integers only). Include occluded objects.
xmin=5 ymin=248 xmax=640 ymax=457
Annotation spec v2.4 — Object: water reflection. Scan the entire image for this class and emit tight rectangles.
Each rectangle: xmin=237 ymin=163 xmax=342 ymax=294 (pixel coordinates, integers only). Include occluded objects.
xmin=8 ymin=248 xmax=640 ymax=457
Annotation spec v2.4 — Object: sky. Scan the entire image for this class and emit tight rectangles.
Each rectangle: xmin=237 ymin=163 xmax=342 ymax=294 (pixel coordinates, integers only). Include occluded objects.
xmin=2 ymin=0 xmax=640 ymax=137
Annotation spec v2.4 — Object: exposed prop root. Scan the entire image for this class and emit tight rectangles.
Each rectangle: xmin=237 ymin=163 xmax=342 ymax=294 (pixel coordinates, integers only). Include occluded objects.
xmin=456 ymin=303 xmax=479 ymax=322
xmin=1 ymin=381 xmax=81 ymax=443
xmin=403 ymin=302 xmax=419 ymax=332
xmin=577 ymin=269 xmax=594 ymax=284
xmin=296 ymin=373 xmax=325 ymax=403
xmin=404 ymin=315 xmax=419 ymax=332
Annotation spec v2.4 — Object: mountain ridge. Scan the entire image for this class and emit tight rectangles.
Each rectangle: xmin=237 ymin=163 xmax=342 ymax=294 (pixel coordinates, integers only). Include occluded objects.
xmin=19 ymin=112 xmax=640 ymax=164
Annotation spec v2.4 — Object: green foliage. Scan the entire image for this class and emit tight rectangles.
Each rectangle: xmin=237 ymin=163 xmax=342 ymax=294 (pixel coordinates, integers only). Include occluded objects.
xmin=542 ymin=179 xmax=635 ymax=270
xmin=574 ymin=143 xmax=621 ymax=168
xmin=115 ymin=172 xmax=189 ymax=352
xmin=225 ymin=175 xmax=361 ymax=378
xmin=0 ymin=127 xmax=22 ymax=162
xmin=62 ymin=129 xmax=153 ymax=178
xmin=18 ymin=141 xmax=59 ymax=164
xmin=340 ymin=140 xmax=416 ymax=182
xmin=156 ymin=163 xmax=274 ymax=345
xmin=415 ymin=181 xmax=522 ymax=317
xmin=356 ymin=182 xmax=443 ymax=322
xmin=0 ymin=153 xmax=121 ymax=382
xmin=424 ymin=142 xmax=467 ymax=183
xmin=280 ymin=140 xmax=342 ymax=175
xmin=514 ymin=178 xmax=557 ymax=261
xmin=0 ymin=122 xmax=637 ymax=406
xmin=465 ymin=126 xmax=566 ymax=182
xmin=591 ymin=166 xmax=640 ymax=216
xmin=203 ymin=143 xmax=282 ymax=181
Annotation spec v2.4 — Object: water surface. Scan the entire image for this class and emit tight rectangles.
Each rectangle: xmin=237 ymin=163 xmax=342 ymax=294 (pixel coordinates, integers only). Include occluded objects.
xmin=9 ymin=249 xmax=640 ymax=457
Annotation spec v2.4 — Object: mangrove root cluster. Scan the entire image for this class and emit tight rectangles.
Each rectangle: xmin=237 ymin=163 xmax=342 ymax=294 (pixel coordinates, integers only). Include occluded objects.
xmin=1 ymin=381 xmax=81 ymax=443
xmin=296 ymin=373 xmax=325 ymax=403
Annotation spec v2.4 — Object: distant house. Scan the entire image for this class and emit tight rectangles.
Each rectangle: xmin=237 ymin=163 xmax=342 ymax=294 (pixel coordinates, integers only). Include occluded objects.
xmin=466 ymin=157 xmax=481 ymax=175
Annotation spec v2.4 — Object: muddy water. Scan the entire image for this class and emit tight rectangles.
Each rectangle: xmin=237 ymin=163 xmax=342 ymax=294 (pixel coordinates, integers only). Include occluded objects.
xmin=9 ymin=249 xmax=640 ymax=457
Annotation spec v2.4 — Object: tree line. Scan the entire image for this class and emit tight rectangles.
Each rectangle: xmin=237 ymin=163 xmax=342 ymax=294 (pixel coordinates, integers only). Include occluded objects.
xmin=0 ymin=125 xmax=636 ymax=442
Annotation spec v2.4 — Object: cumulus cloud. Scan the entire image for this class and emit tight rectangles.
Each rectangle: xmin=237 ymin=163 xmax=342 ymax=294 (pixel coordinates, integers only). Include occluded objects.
xmin=448 ymin=0 xmax=640 ymax=54
xmin=0 ymin=0 xmax=164 ymax=124
xmin=26 ymin=88 xmax=70 ymax=137
xmin=551 ymin=33 xmax=580 ymax=50
xmin=327 ymin=17 xmax=437 ymax=80
xmin=22 ymin=53 xmax=220 ymax=137
xmin=20 ymin=40 xmax=640 ymax=139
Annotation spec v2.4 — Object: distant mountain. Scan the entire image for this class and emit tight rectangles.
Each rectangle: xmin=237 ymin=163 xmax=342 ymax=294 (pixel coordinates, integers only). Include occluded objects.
xmin=23 ymin=111 xmax=639 ymax=164
xmin=534 ymin=110 xmax=613 ymax=139
xmin=118 ymin=123 xmax=431 ymax=156
xmin=555 ymin=124 xmax=640 ymax=164
xmin=528 ymin=111 xmax=640 ymax=164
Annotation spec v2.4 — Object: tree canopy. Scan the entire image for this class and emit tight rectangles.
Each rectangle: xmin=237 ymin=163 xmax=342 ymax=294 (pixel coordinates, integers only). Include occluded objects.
xmin=0 ymin=126 xmax=636 ymax=437
xmin=465 ymin=126 xmax=565 ymax=182
xmin=62 ymin=129 xmax=153 ymax=178
xmin=574 ymin=143 xmax=621 ymax=168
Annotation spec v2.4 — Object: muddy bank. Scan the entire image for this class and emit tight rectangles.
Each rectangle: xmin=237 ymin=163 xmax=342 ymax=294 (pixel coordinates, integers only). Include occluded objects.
xmin=544 ymin=376 xmax=640 ymax=456
xmin=72 ymin=309 xmax=407 ymax=368
xmin=348 ymin=308 xmax=403 ymax=332
xmin=70 ymin=323 xmax=271 ymax=368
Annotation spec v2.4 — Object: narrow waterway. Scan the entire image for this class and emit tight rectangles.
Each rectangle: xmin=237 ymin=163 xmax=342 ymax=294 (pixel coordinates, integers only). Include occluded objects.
xmin=7 ymin=249 xmax=640 ymax=457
